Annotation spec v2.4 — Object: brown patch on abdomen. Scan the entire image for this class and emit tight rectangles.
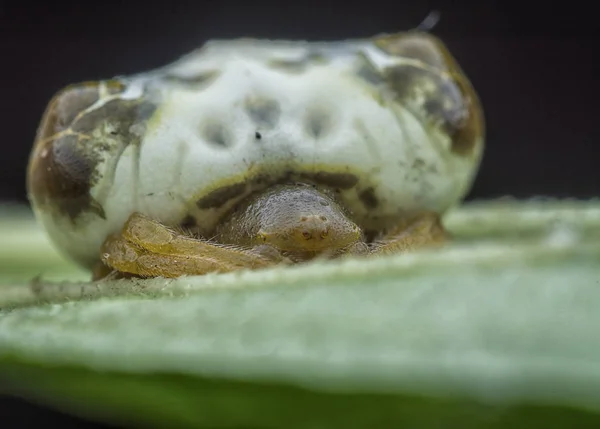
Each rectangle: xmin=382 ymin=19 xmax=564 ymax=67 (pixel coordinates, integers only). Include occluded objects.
xmin=445 ymin=76 xmax=484 ymax=157
xmin=27 ymin=80 xmax=157 ymax=223
xmin=377 ymin=31 xmax=484 ymax=157
xmin=28 ymin=83 xmax=104 ymax=222
xmin=36 ymin=82 xmax=100 ymax=136
xmin=28 ymin=134 xmax=106 ymax=222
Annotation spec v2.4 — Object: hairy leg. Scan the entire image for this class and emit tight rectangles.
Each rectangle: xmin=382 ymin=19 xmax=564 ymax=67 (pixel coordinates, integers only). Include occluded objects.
xmin=368 ymin=212 xmax=449 ymax=255
xmin=100 ymin=212 xmax=288 ymax=278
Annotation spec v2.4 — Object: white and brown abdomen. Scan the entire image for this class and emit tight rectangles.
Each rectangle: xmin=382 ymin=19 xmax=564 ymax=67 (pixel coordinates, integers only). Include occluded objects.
xmin=27 ymin=31 xmax=484 ymax=268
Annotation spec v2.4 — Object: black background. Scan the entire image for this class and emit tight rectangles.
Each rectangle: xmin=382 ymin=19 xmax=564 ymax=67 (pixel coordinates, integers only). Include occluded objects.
xmin=2 ymin=0 xmax=600 ymax=207
xmin=1 ymin=0 xmax=598 ymax=427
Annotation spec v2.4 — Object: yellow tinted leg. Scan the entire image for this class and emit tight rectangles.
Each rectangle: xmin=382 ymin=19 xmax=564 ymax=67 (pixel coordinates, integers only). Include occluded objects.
xmin=100 ymin=212 xmax=285 ymax=278
xmin=369 ymin=212 xmax=449 ymax=255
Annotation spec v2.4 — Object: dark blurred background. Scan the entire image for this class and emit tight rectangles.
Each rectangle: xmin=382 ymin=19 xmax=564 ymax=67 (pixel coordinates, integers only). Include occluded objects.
xmin=2 ymin=0 xmax=600 ymax=208
xmin=1 ymin=0 xmax=598 ymax=427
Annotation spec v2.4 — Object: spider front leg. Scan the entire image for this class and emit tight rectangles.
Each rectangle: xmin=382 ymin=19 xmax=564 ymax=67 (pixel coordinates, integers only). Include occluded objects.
xmin=99 ymin=212 xmax=288 ymax=279
xmin=369 ymin=211 xmax=449 ymax=255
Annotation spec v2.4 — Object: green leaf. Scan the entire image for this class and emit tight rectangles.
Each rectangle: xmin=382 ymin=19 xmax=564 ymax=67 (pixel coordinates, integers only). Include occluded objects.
xmin=1 ymin=199 xmax=600 ymax=428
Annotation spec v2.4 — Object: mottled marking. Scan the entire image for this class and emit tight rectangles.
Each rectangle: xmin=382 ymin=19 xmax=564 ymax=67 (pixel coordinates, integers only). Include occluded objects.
xmin=28 ymin=134 xmax=105 ymax=222
xmin=196 ymin=182 xmax=248 ymax=209
xmin=443 ymin=78 xmax=484 ymax=157
xmin=377 ymin=31 xmax=483 ymax=157
xmin=162 ymin=70 xmax=220 ymax=88
xmin=244 ymin=96 xmax=281 ymax=128
xmin=27 ymin=83 xmax=104 ymax=222
xmin=71 ymin=98 xmax=156 ymax=137
xmin=384 ymin=65 xmax=426 ymax=105
xmin=384 ymin=64 xmax=481 ymax=157
xmin=27 ymin=81 xmax=158 ymax=223
xmin=358 ymin=187 xmax=379 ymax=209
xmin=38 ymin=83 xmax=100 ymax=136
